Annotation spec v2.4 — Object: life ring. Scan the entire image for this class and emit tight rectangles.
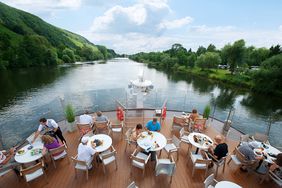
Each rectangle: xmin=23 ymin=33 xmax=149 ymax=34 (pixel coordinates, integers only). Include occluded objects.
xmin=161 ymin=106 xmax=167 ymax=119
xmin=116 ymin=107 xmax=124 ymax=121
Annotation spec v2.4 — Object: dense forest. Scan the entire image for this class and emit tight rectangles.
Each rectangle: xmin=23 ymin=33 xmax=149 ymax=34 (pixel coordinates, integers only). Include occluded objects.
xmin=0 ymin=2 xmax=116 ymax=70
xmin=130 ymin=40 xmax=282 ymax=96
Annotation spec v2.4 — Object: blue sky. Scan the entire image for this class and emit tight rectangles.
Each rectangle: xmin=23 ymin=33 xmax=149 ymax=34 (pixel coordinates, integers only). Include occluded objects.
xmin=2 ymin=0 xmax=282 ymax=54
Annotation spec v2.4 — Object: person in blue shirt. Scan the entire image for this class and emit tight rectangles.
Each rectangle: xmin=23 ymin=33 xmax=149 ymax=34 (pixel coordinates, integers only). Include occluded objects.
xmin=146 ymin=118 xmax=161 ymax=132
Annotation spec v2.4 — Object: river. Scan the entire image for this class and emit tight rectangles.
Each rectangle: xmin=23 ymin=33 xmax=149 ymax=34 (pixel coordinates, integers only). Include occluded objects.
xmin=0 ymin=58 xmax=281 ymax=149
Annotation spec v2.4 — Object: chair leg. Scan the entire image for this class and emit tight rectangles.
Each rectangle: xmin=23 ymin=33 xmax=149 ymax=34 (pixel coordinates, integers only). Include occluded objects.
xmin=74 ymin=169 xmax=77 ymax=178
xmin=86 ymin=170 xmax=88 ymax=181
xmin=215 ymin=165 xmax=219 ymax=178
xmin=223 ymin=162 xmax=226 ymax=172
xmin=227 ymin=158 xmax=231 ymax=164
xmin=115 ymin=160 xmax=118 ymax=170
xmin=170 ymin=175 xmax=173 ymax=184
xmin=192 ymin=166 xmax=195 ymax=177
xmin=52 ymin=158 xmax=56 ymax=168
xmin=159 ymin=149 xmax=162 ymax=157
xmin=143 ymin=168 xmax=145 ymax=177
xmin=125 ymin=143 xmax=128 ymax=152
xmin=103 ymin=165 xmax=106 ymax=174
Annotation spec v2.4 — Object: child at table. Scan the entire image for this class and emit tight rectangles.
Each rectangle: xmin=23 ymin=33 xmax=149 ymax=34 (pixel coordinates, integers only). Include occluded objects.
xmin=130 ymin=124 xmax=143 ymax=142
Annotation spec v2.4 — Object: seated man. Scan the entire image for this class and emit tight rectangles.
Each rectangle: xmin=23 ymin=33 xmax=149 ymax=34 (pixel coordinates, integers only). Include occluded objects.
xmin=270 ymin=153 xmax=282 ymax=179
xmin=0 ymin=148 xmax=19 ymax=174
xmin=146 ymin=118 xmax=161 ymax=132
xmin=79 ymin=110 xmax=93 ymax=125
xmin=130 ymin=124 xmax=143 ymax=142
xmin=95 ymin=111 xmax=109 ymax=123
xmin=77 ymin=137 xmax=96 ymax=169
xmin=238 ymin=141 xmax=263 ymax=171
xmin=207 ymin=135 xmax=228 ymax=161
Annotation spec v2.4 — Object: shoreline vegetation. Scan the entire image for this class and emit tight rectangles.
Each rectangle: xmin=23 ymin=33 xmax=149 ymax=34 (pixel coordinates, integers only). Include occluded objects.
xmin=0 ymin=2 xmax=117 ymax=70
xmin=129 ymin=41 xmax=282 ymax=97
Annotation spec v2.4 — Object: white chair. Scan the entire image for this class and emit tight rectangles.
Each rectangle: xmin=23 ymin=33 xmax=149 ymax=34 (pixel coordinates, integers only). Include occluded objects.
xmin=155 ymin=156 xmax=176 ymax=184
xmin=240 ymin=134 xmax=251 ymax=143
xmin=71 ymin=155 xmax=90 ymax=180
xmin=269 ymin=170 xmax=282 ymax=187
xmin=48 ymin=144 xmax=69 ymax=168
xmin=127 ymin=181 xmax=138 ymax=188
xmin=125 ymin=128 xmax=137 ymax=152
xmin=77 ymin=123 xmax=93 ymax=141
xmin=20 ymin=161 xmax=47 ymax=187
xmin=189 ymin=145 xmax=211 ymax=177
xmin=207 ymin=154 xmax=227 ymax=178
xmin=130 ymin=149 xmax=151 ymax=177
xmin=94 ymin=121 xmax=111 ymax=135
xmin=180 ymin=127 xmax=190 ymax=152
xmin=110 ymin=121 xmax=124 ymax=140
xmin=227 ymin=147 xmax=245 ymax=169
xmin=99 ymin=146 xmax=118 ymax=174
xmin=204 ymin=173 xmax=218 ymax=188
xmin=252 ymin=132 xmax=269 ymax=143
xmin=160 ymin=135 xmax=181 ymax=160
xmin=171 ymin=116 xmax=188 ymax=132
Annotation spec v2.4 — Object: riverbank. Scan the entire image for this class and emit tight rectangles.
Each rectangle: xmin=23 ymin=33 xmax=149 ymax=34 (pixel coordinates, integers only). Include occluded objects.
xmin=138 ymin=60 xmax=255 ymax=93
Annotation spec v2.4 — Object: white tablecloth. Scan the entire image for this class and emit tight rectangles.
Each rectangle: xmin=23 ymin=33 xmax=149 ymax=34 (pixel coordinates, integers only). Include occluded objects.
xmin=86 ymin=134 xmax=112 ymax=153
xmin=253 ymin=141 xmax=281 ymax=163
xmin=137 ymin=131 xmax=167 ymax=151
xmin=188 ymin=132 xmax=213 ymax=150
xmin=215 ymin=181 xmax=242 ymax=188
xmin=14 ymin=141 xmax=44 ymax=164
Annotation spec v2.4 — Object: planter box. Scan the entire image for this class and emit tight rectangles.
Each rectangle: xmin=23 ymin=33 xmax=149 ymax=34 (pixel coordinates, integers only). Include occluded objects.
xmin=67 ymin=121 xmax=76 ymax=132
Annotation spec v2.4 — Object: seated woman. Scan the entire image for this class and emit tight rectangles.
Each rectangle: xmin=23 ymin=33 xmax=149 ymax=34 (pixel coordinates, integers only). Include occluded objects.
xmin=130 ymin=124 xmax=143 ymax=142
xmin=189 ymin=109 xmax=199 ymax=122
xmin=41 ymin=135 xmax=62 ymax=156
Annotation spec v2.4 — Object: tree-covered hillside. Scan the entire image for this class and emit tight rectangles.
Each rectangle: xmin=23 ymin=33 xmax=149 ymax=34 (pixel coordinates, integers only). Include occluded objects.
xmin=0 ymin=2 xmax=116 ymax=69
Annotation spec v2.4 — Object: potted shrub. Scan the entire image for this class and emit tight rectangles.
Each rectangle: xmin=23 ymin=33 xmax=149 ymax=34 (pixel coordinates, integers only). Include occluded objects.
xmin=203 ymin=105 xmax=211 ymax=128
xmin=65 ymin=103 xmax=76 ymax=132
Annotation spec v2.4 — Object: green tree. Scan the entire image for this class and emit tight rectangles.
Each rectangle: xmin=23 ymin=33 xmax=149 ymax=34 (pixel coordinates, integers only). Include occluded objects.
xmin=187 ymin=53 xmax=197 ymax=68
xmin=221 ymin=39 xmax=246 ymax=74
xmin=196 ymin=52 xmax=221 ymax=70
xmin=253 ymin=54 xmax=282 ymax=95
xmin=207 ymin=44 xmax=216 ymax=52
xmin=196 ymin=46 xmax=207 ymax=56
xmin=62 ymin=48 xmax=75 ymax=63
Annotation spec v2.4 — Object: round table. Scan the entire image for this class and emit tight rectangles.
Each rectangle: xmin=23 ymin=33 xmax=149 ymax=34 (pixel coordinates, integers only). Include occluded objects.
xmin=215 ymin=181 xmax=242 ymax=188
xmin=253 ymin=141 xmax=281 ymax=163
xmin=86 ymin=134 xmax=112 ymax=153
xmin=14 ymin=142 xmax=44 ymax=164
xmin=188 ymin=132 xmax=213 ymax=151
xmin=137 ymin=131 xmax=167 ymax=151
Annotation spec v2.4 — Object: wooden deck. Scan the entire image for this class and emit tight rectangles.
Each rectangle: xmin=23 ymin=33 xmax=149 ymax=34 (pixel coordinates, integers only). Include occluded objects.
xmin=1 ymin=110 xmax=280 ymax=188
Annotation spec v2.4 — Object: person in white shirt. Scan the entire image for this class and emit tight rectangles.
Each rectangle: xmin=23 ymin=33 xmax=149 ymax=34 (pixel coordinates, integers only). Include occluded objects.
xmin=32 ymin=118 xmax=67 ymax=144
xmin=77 ymin=137 xmax=96 ymax=169
xmin=79 ymin=110 xmax=93 ymax=125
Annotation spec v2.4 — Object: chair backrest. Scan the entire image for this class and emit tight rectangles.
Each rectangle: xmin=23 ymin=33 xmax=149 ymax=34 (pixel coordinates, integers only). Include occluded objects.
xmin=234 ymin=147 xmax=246 ymax=162
xmin=240 ymin=134 xmax=250 ymax=142
xmin=125 ymin=128 xmax=133 ymax=141
xmin=71 ymin=155 xmax=87 ymax=168
xmin=204 ymin=173 xmax=216 ymax=188
xmin=155 ymin=156 xmax=176 ymax=176
xmin=100 ymin=146 xmax=116 ymax=160
xmin=172 ymin=135 xmax=181 ymax=147
xmin=21 ymin=161 xmax=44 ymax=178
xmin=127 ymin=181 xmax=138 ymax=188
xmin=49 ymin=144 xmax=67 ymax=157
xmin=269 ymin=170 xmax=282 ymax=186
xmin=194 ymin=118 xmax=207 ymax=126
xmin=77 ymin=123 xmax=92 ymax=133
xmin=95 ymin=121 xmax=109 ymax=133
xmin=254 ymin=133 xmax=268 ymax=142
xmin=173 ymin=116 xmax=186 ymax=126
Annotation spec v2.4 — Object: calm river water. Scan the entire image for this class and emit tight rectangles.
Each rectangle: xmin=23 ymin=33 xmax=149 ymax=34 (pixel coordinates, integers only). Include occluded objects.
xmin=0 ymin=58 xmax=281 ymax=149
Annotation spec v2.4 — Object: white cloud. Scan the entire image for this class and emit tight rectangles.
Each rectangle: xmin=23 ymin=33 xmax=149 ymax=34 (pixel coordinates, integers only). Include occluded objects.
xmin=279 ymin=25 xmax=282 ymax=31
xmin=158 ymin=17 xmax=193 ymax=30
xmin=1 ymin=0 xmax=82 ymax=11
